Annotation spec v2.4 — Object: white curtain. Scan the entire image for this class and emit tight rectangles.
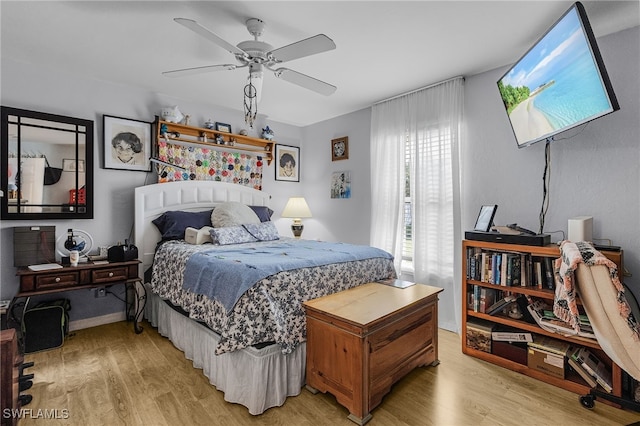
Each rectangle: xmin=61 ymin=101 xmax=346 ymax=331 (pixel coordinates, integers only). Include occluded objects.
xmin=370 ymin=77 xmax=463 ymax=333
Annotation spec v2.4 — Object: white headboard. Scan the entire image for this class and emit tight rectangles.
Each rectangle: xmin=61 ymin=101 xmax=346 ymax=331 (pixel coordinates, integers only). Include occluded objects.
xmin=134 ymin=181 xmax=271 ymax=280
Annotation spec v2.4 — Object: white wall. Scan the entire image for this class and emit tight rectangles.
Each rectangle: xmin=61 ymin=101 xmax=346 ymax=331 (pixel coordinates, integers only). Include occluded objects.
xmin=463 ymin=26 xmax=640 ymax=301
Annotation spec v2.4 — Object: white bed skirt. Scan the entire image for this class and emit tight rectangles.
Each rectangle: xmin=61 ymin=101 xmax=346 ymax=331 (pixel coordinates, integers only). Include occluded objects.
xmin=145 ymin=290 xmax=306 ymax=415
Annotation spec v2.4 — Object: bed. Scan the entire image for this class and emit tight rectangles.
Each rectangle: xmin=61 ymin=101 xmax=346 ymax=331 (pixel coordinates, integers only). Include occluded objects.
xmin=134 ymin=181 xmax=396 ymax=415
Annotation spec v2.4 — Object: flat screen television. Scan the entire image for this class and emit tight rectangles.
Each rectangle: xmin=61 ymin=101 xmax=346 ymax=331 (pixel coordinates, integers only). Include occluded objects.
xmin=498 ymin=2 xmax=619 ymax=148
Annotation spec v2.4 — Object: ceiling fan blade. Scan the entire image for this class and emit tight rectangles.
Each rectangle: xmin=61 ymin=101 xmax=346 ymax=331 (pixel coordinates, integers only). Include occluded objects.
xmin=174 ymin=18 xmax=247 ymax=57
xmin=274 ymin=68 xmax=337 ymax=96
xmin=162 ymin=64 xmax=237 ymax=78
xmin=269 ymin=34 xmax=336 ymax=63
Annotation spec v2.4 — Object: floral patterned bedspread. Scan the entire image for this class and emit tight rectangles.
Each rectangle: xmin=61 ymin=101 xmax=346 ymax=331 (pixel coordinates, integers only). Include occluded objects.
xmin=150 ymin=239 xmax=396 ymax=354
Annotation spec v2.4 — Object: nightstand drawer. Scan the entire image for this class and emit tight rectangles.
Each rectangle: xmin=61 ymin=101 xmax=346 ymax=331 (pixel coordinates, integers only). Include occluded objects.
xmin=35 ymin=272 xmax=79 ymax=290
xmin=92 ymin=266 xmax=129 ymax=284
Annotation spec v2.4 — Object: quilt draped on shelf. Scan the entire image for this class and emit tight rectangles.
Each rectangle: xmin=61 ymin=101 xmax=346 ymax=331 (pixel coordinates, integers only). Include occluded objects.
xmin=156 ymin=140 xmax=264 ymax=190
xmin=554 ymin=240 xmax=639 ymax=339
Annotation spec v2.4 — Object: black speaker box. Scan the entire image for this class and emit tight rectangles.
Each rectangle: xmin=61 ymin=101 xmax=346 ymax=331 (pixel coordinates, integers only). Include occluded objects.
xmin=107 ymin=244 xmax=138 ymax=262
xmin=465 ymin=231 xmax=551 ymax=246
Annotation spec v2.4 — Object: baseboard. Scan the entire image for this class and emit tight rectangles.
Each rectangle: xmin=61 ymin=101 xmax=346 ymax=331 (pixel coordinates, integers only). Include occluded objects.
xmin=69 ymin=312 xmax=126 ymax=332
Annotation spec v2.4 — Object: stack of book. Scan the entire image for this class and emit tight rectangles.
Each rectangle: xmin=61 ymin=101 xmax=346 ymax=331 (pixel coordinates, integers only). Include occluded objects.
xmin=572 ymin=347 xmax=613 ymax=392
xmin=526 ymin=298 xmax=596 ymax=339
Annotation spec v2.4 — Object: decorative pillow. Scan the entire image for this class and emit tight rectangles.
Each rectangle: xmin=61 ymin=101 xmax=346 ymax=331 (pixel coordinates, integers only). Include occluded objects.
xmin=184 ymin=226 xmax=214 ymax=245
xmin=210 ymin=226 xmax=258 ymax=245
xmin=152 ymin=209 xmax=214 ymax=240
xmin=211 ymin=202 xmax=260 ymax=228
xmin=248 ymin=205 xmax=274 ymax=222
xmin=243 ymin=221 xmax=280 ymax=241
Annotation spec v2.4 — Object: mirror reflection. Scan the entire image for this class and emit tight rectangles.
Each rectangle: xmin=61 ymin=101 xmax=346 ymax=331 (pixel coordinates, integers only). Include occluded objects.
xmin=2 ymin=107 xmax=93 ymax=219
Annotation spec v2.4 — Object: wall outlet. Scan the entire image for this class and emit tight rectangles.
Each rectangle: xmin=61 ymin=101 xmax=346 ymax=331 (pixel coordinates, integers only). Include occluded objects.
xmin=94 ymin=287 xmax=107 ymax=298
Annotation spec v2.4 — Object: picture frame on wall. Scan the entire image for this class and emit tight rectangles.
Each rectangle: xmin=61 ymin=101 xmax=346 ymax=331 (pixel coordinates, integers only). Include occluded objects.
xmin=275 ymin=144 xmax=300 ymax=182
xmin=331 ymin=136 xmax=349 ymax=161
xmin=331 ymin=171 xmax=351 ymax=199
xmin=103 ymin=115 xmax=151 ymax=172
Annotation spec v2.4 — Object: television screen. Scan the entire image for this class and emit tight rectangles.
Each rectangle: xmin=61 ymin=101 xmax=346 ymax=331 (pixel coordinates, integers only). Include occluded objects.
xmin=498 ymin=2 xmax=619 ymax=148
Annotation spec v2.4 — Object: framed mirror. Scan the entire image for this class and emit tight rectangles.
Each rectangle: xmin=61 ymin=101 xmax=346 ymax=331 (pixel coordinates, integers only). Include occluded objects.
xmin=1 ymin=106 xmax=94 ymax=219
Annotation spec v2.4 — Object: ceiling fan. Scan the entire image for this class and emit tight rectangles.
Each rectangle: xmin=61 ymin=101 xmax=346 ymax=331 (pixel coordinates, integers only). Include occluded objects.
xmin=164 ymin=17 xmax=337 ymax=95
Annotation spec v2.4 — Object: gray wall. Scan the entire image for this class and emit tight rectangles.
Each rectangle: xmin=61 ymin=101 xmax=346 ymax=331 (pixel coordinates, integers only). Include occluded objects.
xmin=2 ymin=25 xmax=638 ymax=324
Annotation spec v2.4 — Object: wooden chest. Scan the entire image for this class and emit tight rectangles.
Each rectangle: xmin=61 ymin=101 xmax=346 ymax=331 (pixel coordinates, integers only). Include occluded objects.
xmin=303 ymin=282 xmax=443 ymax=425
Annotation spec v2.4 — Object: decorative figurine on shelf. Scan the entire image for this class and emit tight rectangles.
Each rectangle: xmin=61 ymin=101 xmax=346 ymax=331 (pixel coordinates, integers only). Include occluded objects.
xmin=239 ymin=129 xmax=248 ymax=136
xmin=204 ymin=119 xmax=215 ymax=129
xmin=183 ymin=114 xmax=191 ymax=126
xmin=261 ymin=126 xmax=274 ymax=140
xmin=160 ymin=106 xmax=184 ymax=123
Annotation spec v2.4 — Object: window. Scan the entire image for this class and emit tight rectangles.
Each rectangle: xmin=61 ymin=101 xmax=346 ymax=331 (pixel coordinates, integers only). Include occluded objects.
xmin=401 ymin=125 xmax=454 ymax=269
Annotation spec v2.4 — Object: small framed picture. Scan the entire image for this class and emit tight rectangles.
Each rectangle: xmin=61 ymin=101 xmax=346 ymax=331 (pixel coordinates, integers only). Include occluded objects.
xmin=215 ymin=122 xmax=232 ymax=133
xmin=331 ymin=171 xmax=351 ymax=199
xmin=474 ymin=205 xmax=498 ymax=232
xmin=62 ymin=159 xmax=85 ymax=172
xmin=331 ymin=136 xmax=349 ymax=161
xmin=275 ymin=144 xmax=300 ymax=182
xmin=103 ymin=115 xmax=151 ymax=172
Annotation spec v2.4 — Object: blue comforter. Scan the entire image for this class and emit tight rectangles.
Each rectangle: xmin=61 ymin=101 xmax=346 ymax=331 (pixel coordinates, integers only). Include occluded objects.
xmin=183 ymin=239 xmax=393 ymax=312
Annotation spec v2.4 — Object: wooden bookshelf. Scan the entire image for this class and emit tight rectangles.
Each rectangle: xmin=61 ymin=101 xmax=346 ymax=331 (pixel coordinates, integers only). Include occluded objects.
xmin=461 ymin=239 xmax=626 ymax=407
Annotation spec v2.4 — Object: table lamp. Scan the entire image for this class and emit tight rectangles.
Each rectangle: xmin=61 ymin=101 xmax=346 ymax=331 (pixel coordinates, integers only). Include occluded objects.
xmin=281 ymin=197 xmax=312 ymax=238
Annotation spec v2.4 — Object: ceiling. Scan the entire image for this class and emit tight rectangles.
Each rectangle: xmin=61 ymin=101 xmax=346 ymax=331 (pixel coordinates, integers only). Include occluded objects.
xmin=2 ymin=1 xmax=638 ymax=127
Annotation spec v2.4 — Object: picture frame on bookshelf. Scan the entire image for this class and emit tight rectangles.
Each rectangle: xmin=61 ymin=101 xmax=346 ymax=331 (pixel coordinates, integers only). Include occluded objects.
xmin=474 ymin=204 xmax=498 ymax=232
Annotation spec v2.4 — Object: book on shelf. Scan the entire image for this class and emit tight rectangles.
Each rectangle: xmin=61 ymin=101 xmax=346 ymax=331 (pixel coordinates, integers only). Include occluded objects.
xmin=533 ymin=260 xmax=543 ymax=289
xmin=486 ymin=295 xmax=517 ymax=315
xmin=527 ymin=335 xmax=571 ymax=357
xmin=567 ymin=346 xmax=598 ymax=388
xmin=542 ymin=256 xmax=555 ymax=290
xmin=491 ymin=331 xmax=533 ymax=343
xmin=575 ymin=347 xmax=613 ymax=393
xmin=526 ymin=298 xmax=596 ymax=339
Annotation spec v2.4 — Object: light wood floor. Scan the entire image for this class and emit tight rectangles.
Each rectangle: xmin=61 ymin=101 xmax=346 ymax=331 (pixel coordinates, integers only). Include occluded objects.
xmin=19 ymin=321 xmax=640 ymax=426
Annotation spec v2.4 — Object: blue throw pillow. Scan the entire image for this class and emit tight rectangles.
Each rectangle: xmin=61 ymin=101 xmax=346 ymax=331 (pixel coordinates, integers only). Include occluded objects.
xmin=243 ymin=222 xmax=280 ymax=241
xmin=152 ymin=209 xmax=213 ymax=240
xmin=210 ymin=226 xmax=258 ymax=245
xmin=248 ymin=205 xmax=274 ymax=222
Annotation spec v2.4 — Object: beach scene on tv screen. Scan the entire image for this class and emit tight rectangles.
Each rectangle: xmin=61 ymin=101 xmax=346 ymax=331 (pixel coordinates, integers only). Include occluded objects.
xmin=498 ymin=7 xmax=613 ymax=146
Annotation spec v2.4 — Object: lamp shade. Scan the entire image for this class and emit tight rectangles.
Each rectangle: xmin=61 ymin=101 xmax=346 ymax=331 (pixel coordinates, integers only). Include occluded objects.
xmin=281 ymin=197 xmax=312 ymax=219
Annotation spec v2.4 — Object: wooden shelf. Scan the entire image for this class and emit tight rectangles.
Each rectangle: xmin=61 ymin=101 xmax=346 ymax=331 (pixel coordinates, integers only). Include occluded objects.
xmin=462 ymin=239 xmax=625 ymax=407
xmin=155 ymin=118 xmax=276 ymax=165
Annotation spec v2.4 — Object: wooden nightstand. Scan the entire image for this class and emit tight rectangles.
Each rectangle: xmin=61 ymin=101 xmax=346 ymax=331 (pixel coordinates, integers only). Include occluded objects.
xmin=303 ymin=282 xmax=443 ymax=425
xmin=13 ymin=260 xmax=145 ymax=333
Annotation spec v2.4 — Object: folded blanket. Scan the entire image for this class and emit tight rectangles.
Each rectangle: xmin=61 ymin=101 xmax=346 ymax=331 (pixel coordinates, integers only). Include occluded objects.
xmin=554 ymin=240 xmax=639 ymax=340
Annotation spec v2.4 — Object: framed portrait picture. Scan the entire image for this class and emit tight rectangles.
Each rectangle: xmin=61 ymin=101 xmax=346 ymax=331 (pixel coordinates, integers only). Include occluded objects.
xmin=215 ymin=122 xmax=232 ymax=133
xmin=331 ymin=136 xmax=349 ymax=161
xmin=275 ymin=144 xmax=300 ymax=182
xmin=103 ymin=115 xmax=151 ymax=172
xmin=473 ymin=205 xmax=498 ymax=232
